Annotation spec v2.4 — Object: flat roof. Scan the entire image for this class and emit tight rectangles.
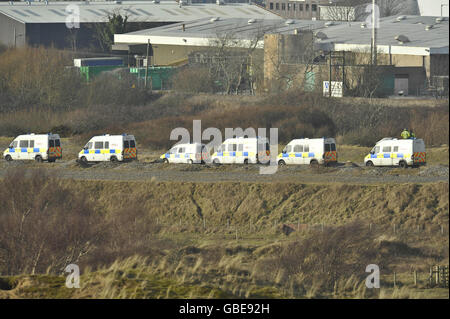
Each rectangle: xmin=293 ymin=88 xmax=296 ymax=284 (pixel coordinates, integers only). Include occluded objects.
xmin=115 ymin=18 xmax=327 ymax=47
xmin=114 ymin=15 xmax=449 ymax=55
xmin=0 ymin=1 xmax=280 ymax=24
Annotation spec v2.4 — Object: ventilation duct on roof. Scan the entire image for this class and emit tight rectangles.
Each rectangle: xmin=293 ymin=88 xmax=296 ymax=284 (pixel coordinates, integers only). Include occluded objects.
xmin=394 ymin=34 xmax=410 ymax=44
xmin=324 ymin=21 xmax=334 ymax=27
xmin=315 ymin=31 xmax=328 ymax=40
xmin=396 ymin=15 xmax=407 ymax=21
xmin=248 ymin=19 xmax=256 ymax=24
xmin=436 ymin=17 xmax=445 ymax=23
xmin=285 ymin=19 xmax=295 ymax=25
xmin=360 ymin=22 xmax=367 ymax=28
xmin=153 ymin=0 xmax=160 ymax=3
xmin=210 ymin=17 xmax=220 ymax=22
xmin=216 ymin=0 xmax=225 ymax=5
xmin=425 ymin=24 xmax=433 ymax=31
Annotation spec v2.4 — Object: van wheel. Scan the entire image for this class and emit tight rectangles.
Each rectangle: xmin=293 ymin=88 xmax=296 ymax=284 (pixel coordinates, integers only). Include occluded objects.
xmin=278 ymin=160 xmax=286 ymax=166
xmin=80 ymin=156 xmax=88 ymax=164
xmin=163 ymin=158 xmax=169 ymax=164
xmin=310 ymin=159 xmax=319 ymax=168
xmin=110 ymin=156 xmax=118 ymax=163
xmin=35 ymin=155 xmax=43 ymax=163
xmin=213 ymin=159 xmax=220 ymax=166
xmin=243 ymin=159 xmax=249 ymax=165
xmin=188 ymin=159 xmax=193 ymax=164
xmin=365 ymin=161 xmax=374 ymax=167
xmin=5 ymin=155 xmax=12 ymax=162
xmin=399 ymin=161 xmax=408 ymax=168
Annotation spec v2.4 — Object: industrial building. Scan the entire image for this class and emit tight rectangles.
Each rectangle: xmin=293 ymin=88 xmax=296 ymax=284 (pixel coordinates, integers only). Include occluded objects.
xmin=266 ymin=0 xmax=329 ymax=20
xmin=114 ymin=14 xmax=449 ymax=96
xmin=0 ymin=1 xmax=280 ymax=49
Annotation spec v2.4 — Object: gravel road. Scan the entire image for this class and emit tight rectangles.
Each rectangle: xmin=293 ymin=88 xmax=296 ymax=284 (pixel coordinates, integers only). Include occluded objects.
xmin=0 ymin=160 xmax=448 ymax=184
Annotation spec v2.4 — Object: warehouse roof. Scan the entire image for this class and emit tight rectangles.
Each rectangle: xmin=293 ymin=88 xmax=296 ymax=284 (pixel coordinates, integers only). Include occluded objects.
xmin=0 ymin=1 xmax=280 ymax=24
xmin=317 ymin=15 xmax=449 ymax=55
xmin=114 ymin=18 xmax=327 ymax=47
xmin=114 ymin=15 xmax=449 ymax=55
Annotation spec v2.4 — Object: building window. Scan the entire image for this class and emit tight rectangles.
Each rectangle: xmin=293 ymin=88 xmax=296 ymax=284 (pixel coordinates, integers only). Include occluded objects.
xmin=288 ymin=3 xmax=291 ymax=10
xmin=282 ymin=3 xmax=285 ymax=10
xmin=299 ymin=4 xmax=303 ymax=11
xmin=306 ymin=4 xmax=310 ymax=11
xmin=312 ymin=4 xmax=317 ymax=11
xmin=276 ymin=3 xmax=279 ymax=10
xmin=270 ymin=2 xmax=273 ymax=10
xmin=293 ymin=4 xmax=296 ymax=11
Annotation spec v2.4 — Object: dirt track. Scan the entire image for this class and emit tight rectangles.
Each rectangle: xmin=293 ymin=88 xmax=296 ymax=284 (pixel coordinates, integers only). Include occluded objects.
xmin=0 ymin=160 xmax=448 ymax=184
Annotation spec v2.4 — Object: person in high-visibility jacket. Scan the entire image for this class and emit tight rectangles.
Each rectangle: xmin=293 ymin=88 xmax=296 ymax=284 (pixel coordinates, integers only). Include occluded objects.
xmin=401 ymin=128 xmax=410 ymax=139
xmin=410 ymin=131 xmax=416 ymax=139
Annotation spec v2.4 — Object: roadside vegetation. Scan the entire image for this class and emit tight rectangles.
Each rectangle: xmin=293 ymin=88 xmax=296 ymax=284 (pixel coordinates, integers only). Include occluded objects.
xmin=0 ymin=47 xmax=448 ymax=149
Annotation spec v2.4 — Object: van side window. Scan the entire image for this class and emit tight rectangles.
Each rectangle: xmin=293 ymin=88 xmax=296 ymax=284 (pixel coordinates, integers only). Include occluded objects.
xmin=393 ymin=146 xmax=399 ymax=152
xmin=19 ymin=140 xmax=28 ymax=148
xmin=130 ymin=140 xmax=136 ymax=148
xmin=12 ymin=141 xmax=18 ymax=148
xmin=49 ymin=140 xmax=55 ymax=147
xmin=170 ymin=147 xmax=177 ymax=154
xmin=238 ymin=144 xmax=243 ymax=152
xmin=374 ymin=146 xmax=380 ymax=153
xmin=178 ymin=147 xmax=185 ymax=153
xmin=94 ymin=142 xmax=103 ymax=149
xmin=55 ymin=139 xmax=60 ymax=147
xmin=88 ymin=142 xmax=93 ymax=149
xmin=382 ymin=146 xmax=391 ymax=153
xmin=29 ymin=140 xmax=34 ymax=148
xmin=304 ymin=145 xmax=309 ymax=152
xmin=228 ymin=144 xmax=236 ymax=152
xmin=293 ymin=145 xmax=302 ymax=152
xmin=105 ymin=142 xmax=109 ymax=149
xmin=124 ymin=140 xmax=130 ymax=148
xmin=331 ymin=144 xmax=336 ymax=151
xmin=324 ymin=144 xmax=331 ymax=152
xmin=285 ymin=145 xmax=292 ymax=153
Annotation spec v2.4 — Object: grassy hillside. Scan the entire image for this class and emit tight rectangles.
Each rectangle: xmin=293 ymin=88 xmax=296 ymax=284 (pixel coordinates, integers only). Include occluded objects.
xmin=0 ymin=170 xmax=448 ymax=299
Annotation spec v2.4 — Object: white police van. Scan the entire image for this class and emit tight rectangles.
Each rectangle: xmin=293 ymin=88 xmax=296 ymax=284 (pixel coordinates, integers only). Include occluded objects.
xmin=3 ymin=133 xmax=62 ymax=162
xmin=160 ymin=143 xmax=208 ymax=164
xmin=210 ymin=137 xmax=270 ymax=165
xmin=78 ymin=134 xmax=137 ymax=163
xmin=364 ymin=137 xmax=426 ymax=168
xmin=277 ymin=137 xmax=337 ymax=166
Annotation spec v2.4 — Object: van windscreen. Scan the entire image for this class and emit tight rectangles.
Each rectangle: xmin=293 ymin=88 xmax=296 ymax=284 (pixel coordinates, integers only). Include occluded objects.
xmin=124 ymin=140 xmax=130 ymax=148
xmin=130 ymin=140 xmax=136 ymax=148
xmin=55 ymin=139 xmax=60 ymax=147
xmin=331 ymin=144 xmax=336 ymax=151
xmin=325 ymin=144 xmax=331 ymax=152
xmin=49 ymin=140 xmax=55 ymax=147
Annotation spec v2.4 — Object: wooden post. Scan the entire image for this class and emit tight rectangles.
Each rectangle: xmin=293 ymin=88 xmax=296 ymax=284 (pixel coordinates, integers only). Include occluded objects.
xmin=235 ymin=227 xmax=238 ymax=241
xmin=441 ymin=225 xmax=444 ymax=235
xmin=297 ymin=220 xmax=300 ymax=231
xmin=436 ymin=266 xmax=440 ymax=286
xmin=369 ymin=223 xmax=372 ymax=232
xmin=414 ymin=270 xmax=417 ymax=287
xmin=393 ymin=272 xmax=397 ymax=287
xmin=203 ymin=218 xmax=206 ymax=230
xmin=393 ymin=224 xmax=396 ymax=234
xmin=429 ymin=266 xmax=433 ymax=287
xmin=321 ymin=223 xmax=324 ymax=232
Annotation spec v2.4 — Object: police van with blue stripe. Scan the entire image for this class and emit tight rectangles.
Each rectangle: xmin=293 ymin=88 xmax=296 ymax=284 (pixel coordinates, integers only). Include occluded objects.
xmin=160 ymin=143 xmax=208 ymax=164
xmin=78 ymin=134 xmax=137 ymax=163
xmin=3 ymin=133 xmax=62 ymax=163
xmin=277 ymin=138 xmax=337 ymax=166
xmin=211 ymin=137 xmax=270 ymax=165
